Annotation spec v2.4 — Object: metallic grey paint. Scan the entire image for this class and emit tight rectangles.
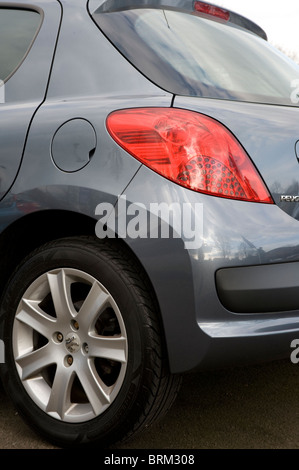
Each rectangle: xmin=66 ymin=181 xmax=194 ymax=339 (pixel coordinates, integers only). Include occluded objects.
xmin=0 ymin=0 xmax=299 ymax=376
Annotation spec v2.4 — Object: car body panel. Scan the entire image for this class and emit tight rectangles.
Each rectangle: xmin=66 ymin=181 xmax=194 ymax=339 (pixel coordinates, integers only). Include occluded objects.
xmin=106 ymin=163 xmax=299 ymax=372
xmin=5 ymin=0 xmax=172 ymax=222
xmin=0 ymin=0 xmax=61 ymax=201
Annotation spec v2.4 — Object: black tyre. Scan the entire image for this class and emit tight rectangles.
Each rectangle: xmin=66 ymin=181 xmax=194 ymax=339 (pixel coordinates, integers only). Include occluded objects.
xmin=0 ymin=237 xmax=181 ymax=447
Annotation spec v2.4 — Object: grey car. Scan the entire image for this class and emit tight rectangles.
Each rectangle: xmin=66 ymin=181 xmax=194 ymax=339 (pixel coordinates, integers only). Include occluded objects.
xmin=0 ymin=0 xmax=299 ymax=448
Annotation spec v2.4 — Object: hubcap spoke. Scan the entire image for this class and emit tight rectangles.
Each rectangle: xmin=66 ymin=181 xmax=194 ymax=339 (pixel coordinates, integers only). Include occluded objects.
xmin=76 ymin=362 xmax=111 ymax=415
xmin=47 ymin=270 xmax=76 ymax=320
xmin=16 ymin=343 xmax=55 ymax=380
xmin=76 ymin=281 xmax=110 ymax=329
xmin=88 ymin=335 xmax=127 ymax=363
xmin=16 ymin=299 xmax=56 ymax=338
xmin=46 ymin=364 xmax=75 ymax=419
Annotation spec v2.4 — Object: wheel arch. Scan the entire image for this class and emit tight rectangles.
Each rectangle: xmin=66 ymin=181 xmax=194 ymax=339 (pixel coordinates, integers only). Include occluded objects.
xmin=0 ymin=210 xmax=93 ymax=295
xmin=0 ymin=208 xmax=170 ymax=365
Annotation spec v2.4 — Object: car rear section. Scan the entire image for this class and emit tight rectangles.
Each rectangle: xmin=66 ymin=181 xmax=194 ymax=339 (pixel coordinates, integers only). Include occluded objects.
xmin=89 ymin=0 xmax=299 ymax=373
xmin=0 ymin=0 xmax=299 ymax=448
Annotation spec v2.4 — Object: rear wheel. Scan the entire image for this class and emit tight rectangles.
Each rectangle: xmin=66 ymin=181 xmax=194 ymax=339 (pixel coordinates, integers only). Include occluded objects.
xmin=0 ymin=237 xmax=181 ymax=447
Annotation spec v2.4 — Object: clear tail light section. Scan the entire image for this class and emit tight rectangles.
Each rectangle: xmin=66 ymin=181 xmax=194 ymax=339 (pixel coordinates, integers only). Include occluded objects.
xmin=106 ymin=108 xmax=273 ymax=204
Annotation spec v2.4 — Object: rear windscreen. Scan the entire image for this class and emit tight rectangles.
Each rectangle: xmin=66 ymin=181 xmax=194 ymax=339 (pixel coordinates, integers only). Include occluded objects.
xmin=93 ymin=8 xmax=299 ymax=107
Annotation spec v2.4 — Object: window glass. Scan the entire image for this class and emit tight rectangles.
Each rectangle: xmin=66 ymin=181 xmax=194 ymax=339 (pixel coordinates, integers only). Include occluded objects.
xmin=0 ymin=9 xmax=41 ymax=82
xmin=94 ymin=8 xmax=299 ymax=107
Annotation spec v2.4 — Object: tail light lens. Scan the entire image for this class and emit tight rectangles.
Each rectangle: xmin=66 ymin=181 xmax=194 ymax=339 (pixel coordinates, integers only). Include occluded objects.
xmin=106 ymin=108 xmax=273 ymax=204
xmin=194 ymin=2 xmax=230 ymax=21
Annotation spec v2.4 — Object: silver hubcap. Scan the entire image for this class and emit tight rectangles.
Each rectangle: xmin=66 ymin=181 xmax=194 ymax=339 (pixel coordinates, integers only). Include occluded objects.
xmin=12 ymin=268 xmax=128 ymax=423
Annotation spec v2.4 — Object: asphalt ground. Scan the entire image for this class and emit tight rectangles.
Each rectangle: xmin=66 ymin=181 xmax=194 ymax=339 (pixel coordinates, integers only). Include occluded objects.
xmin=0 ymin=358 xmax=298 ymax=450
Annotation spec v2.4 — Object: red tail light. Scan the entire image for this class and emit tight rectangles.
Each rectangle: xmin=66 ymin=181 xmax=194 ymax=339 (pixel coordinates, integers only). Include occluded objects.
xmin=194 ymin=2 xmax=230 ymax=21
xmin=106 ymin=108 xmax=273 ymax=204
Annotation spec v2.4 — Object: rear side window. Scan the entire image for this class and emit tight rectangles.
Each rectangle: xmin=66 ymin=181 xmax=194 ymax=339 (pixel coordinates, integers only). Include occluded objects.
xmin=94 ymin=8 xmax=299 ymax=107
xmin=0 ymin=8 xmax=41 ymax=82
